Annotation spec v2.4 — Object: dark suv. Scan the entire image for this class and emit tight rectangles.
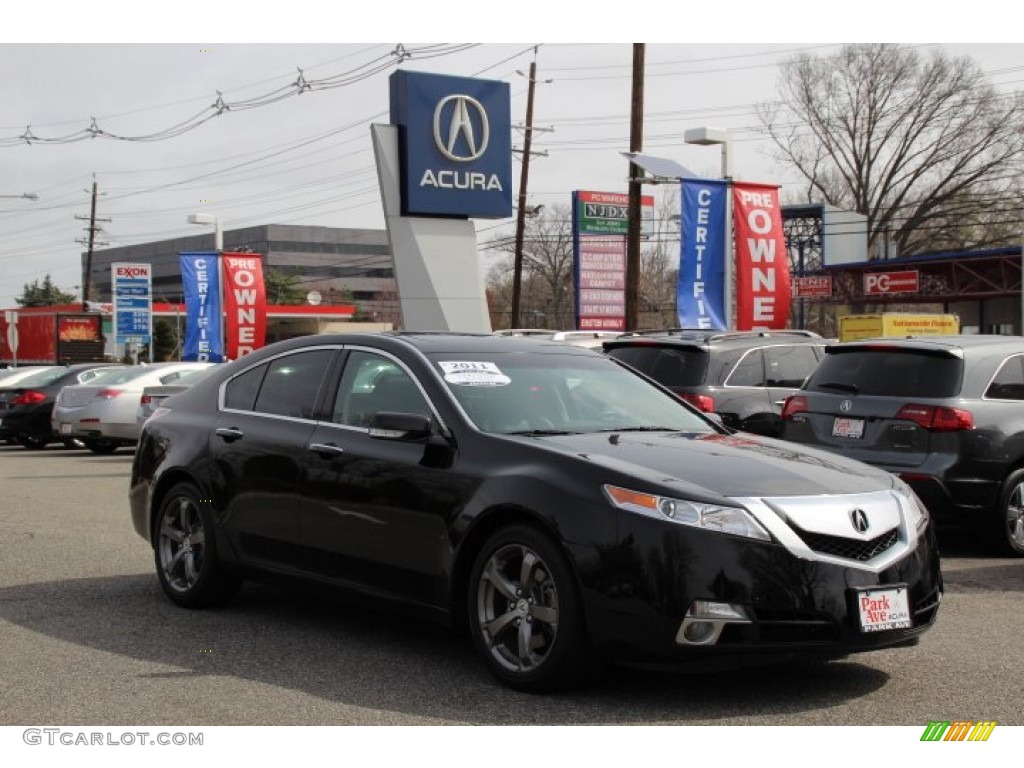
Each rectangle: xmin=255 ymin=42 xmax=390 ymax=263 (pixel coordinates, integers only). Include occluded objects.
xmin=780 ymin=335 xmax=1024 ymax=555
xmin=604 ymin=329 xmax=827 ymax=437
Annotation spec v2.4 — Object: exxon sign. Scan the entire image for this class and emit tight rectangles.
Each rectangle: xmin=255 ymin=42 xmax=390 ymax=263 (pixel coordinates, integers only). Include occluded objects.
xmin=389 ymin=70 xmax=512 ymax=219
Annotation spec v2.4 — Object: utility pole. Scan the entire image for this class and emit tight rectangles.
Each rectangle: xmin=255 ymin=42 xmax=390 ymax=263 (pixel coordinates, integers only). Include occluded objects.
xmin=625 ymin=43 xmax=646 ymax=331
xmin=511 ymin=54 xmax=539 ymax=329
xmin=75 ymin=176 xmax=109 ymax=310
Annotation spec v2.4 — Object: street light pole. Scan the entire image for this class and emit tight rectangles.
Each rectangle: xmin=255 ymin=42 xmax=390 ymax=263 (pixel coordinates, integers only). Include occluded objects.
xmin=684 ymin=127 xmax=733 ymax=328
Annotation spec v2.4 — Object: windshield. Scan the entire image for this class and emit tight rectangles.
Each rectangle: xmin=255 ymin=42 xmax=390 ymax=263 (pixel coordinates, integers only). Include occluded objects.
xmin=11 ymin=367 xmax=82 ymax=387
xmin=88 ymin=366 xmax=160 ymax=386
xmin=429 ymin=351 xmax=715 ymax=435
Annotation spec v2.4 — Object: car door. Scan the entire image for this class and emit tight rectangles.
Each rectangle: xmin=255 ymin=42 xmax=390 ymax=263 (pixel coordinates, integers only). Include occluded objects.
xmin=210 ymin=347 xmax=337 ymax=570
xmin=299 ymin=347 xmax=473 ymax=605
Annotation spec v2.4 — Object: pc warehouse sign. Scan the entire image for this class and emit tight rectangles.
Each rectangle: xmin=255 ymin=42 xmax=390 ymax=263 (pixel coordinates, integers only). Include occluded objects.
xmin=389 ymin=70 xmax=512 ymax=218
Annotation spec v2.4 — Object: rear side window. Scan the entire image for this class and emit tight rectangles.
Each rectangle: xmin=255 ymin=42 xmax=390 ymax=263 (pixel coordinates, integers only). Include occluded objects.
xmin=254 ymin=350 xmax=335 ymax=419
xmin=224 ymin=364 xmax=266 ymax=411
xmin=727 ymin=349 xmax=765 ymax=386
xmin=764 ymin=345 xmax=821 ymax=387
xmin=607 ymin=346 xmax=707 ymax=387
xmin=807 ymin=349 xmax=963 ymax=398
xmin=985 ymin=355 xmax=1024 ymax=400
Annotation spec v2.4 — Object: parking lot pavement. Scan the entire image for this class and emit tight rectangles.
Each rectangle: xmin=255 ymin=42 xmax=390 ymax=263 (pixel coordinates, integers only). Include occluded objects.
xmin=0 ymin=445 xmax=1022 ymax=725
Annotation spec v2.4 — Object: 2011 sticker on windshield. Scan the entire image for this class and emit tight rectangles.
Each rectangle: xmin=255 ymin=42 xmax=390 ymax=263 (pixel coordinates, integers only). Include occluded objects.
xmin=439 ymin=361 xmax=511 ymax=387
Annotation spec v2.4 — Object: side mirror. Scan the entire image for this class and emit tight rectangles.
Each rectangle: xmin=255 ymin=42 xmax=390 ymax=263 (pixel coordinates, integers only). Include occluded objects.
xmin=368 ymin=411 xmax=433 ymax=441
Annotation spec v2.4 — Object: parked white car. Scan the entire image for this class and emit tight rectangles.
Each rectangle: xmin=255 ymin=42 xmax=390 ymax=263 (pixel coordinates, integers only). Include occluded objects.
xmin=52 ymin=362 xmax=214 ymax=454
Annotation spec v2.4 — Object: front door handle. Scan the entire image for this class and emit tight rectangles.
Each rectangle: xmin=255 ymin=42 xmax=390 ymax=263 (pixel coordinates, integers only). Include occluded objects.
xmin=309 ymin=442 xmax=345 ymax=457
xmin=215 ymin=427 xmax=244 ymax=442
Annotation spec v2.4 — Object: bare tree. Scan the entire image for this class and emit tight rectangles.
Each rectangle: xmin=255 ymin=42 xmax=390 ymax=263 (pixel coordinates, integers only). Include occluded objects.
xmin=759 ymin=44 xmax=1024 ymax=256
xmin=487 ymin=205 xmax=576 ymax=329
xmin=639 ymin=187 xmax=680 ymax=328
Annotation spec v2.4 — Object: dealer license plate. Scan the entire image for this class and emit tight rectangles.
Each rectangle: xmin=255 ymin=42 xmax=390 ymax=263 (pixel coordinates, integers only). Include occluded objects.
xmin=857 ymin=586 xmax=912 ymax=632
xmin=832 ymin=417 xmax=865 ymax=438
xmin=59 ymin=423 xmax=72 ymax=435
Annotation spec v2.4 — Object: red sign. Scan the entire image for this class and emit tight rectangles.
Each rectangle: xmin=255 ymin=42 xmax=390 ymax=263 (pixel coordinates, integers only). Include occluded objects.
xmin=576 ymin=235 xmax=626 ymax=331
xmin=793 ymin=275 xmax=833 ymax=298
xmin=222 ymin=253 xmax=267 ymax=359
xmin=732 ymin=183 xmax=791 ymax=330
xmin=864 ymin=270 xmax=919 ymax=295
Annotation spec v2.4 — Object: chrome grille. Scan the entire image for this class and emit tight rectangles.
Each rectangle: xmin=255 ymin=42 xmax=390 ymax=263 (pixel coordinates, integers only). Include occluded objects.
xmin=794 ymin=525 xmax=899 ymax=562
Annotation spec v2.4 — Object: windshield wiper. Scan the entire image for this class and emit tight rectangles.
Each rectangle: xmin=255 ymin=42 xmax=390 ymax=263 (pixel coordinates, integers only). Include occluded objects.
xmin=504 ymin=429 xmax=580 ymax=436
xmin=814 ymin=382 xmax=860 ymax=394
xmin=596 ymin=426 xmax=679 ymax=432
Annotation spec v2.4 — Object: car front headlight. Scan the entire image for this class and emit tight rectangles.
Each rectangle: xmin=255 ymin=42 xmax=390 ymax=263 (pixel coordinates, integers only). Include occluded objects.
xmin=604 ymin=484 xmax=771 ymax=542
xmin=892 ymin=479 xmax=930 ymax=533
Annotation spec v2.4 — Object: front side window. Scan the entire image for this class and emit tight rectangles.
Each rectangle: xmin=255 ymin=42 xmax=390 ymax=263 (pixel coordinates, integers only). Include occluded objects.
xmin=332 ymin=350 xmax=431 ymax=427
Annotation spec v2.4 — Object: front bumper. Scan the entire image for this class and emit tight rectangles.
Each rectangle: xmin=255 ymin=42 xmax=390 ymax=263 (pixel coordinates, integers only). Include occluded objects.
xmin=577 ymin=514 xmax=942 ymax=663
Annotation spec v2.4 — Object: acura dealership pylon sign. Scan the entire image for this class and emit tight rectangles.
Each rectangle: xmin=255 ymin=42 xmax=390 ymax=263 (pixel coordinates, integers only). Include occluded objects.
xmin=389 ymin=70 xmax=512 ymax=218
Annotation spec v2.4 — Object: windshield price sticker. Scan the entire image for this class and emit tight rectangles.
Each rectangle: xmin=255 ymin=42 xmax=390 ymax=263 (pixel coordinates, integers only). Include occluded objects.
xmin=439 ymin=361 xmax=511 ymax=387
xmin=857 ymin=586 xmax=912 ymax=632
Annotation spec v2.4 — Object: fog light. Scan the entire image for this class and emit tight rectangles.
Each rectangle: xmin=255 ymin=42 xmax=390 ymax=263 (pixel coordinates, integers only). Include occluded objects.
xmin=676 ymin=599 xmax=752 ymax=647
xmin=682 ymin=621 xmax=717 ymax=644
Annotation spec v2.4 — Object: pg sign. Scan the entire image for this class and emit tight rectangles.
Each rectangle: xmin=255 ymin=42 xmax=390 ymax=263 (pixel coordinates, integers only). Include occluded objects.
xmin=864 ymin=270 xmax=919 ymax=296
xmin=389 ymin=70 xmax=512 ymax=218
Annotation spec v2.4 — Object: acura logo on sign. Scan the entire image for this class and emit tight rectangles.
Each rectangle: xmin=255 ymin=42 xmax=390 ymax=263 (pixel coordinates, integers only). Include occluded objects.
xmin=433 ymin=95 xmax=489 ymax=162
xmin=840 ymin=400 xmax=853 ymax=412
xmin=850 ymin=509 xmax=870 ymax=533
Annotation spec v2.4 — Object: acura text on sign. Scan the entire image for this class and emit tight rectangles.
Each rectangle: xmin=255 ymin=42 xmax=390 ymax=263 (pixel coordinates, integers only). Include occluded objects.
xmin=389 ymin=70 xmax=512 ymax=219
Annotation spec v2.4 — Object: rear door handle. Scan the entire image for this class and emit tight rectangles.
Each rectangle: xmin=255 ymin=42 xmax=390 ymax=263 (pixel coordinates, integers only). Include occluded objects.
xmin=309 ymin=442 xmax=345 ymax=456
xmin=774 ymin=400 xmax=788 ymax=407
xmin=215 ymin=427 xmax=244 ymax=442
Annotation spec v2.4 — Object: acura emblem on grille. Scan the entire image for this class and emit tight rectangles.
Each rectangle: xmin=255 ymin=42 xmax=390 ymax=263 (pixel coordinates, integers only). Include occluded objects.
xmin=840 ymin=400 xmax=853 ymax=412
xmin=850 ymin=509 xmax=870 ymax=533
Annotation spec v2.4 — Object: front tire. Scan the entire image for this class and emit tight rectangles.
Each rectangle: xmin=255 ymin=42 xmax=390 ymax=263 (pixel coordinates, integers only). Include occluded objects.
xmin=467 ymin=524 xmax=588 ymax=692
xmin=991 ymin=469 xmax=1024 ymax=556
xmin=154 ymin=482 xmax=241 ymax=608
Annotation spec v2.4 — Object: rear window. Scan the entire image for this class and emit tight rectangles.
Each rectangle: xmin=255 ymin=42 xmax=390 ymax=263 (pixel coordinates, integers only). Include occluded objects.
xmin=606 ymin=346 xmax=708 ymax=387
xmin=807 ymin=348 xmax=963 ymax=398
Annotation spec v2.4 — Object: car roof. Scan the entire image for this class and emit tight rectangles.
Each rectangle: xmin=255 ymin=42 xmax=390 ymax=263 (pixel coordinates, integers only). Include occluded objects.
xmin=606 ymin=329 xmax=823 ymax=349
xmin=237 ymin=331 xmax=602 ymax=358
xmin=828 ymin=334 xmax=1024 ymax=356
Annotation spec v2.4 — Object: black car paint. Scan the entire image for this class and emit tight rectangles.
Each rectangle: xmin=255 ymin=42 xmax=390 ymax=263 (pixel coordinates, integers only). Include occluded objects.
xmin=130 ymin=333 xmax=941 ymax=671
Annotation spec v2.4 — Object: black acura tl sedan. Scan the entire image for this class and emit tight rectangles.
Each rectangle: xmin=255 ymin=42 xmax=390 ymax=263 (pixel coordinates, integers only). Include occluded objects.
xmin=130 ymin=333 xmax=941 ymax=691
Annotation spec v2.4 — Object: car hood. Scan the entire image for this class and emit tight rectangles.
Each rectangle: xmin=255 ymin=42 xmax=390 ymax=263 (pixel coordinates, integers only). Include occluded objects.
xmin=529 ymin=430 xmax=896 ymax=499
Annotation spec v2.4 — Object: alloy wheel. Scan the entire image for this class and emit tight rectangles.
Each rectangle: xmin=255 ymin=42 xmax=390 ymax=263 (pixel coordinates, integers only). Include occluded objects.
xmin=158 ymin=496 xmax=207 ymax=593
xmin=476 ymin=543 xmax=560 ymax=674
xmin=1006 ymin=479 xmax=1024 ymax=551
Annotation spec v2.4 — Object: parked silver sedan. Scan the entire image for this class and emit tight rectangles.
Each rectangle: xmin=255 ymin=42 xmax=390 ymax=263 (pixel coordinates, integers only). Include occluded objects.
xmin=52 ymin=362 xmax=214 ymax=454
xmin=136 ymin=366 xmax=218 ymax=426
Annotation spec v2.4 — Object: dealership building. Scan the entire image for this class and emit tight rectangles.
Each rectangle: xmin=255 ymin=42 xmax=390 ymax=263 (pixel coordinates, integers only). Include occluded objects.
xmin=84 ymin=224 xmax=401 ymax=332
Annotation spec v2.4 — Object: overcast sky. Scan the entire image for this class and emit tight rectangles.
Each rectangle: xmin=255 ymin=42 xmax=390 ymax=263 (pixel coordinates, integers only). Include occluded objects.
xmin=1 ymin=5 xmax=1019 ymax=308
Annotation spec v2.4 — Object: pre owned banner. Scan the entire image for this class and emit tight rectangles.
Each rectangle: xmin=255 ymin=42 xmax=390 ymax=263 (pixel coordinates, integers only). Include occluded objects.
xmin=180 ymin=252 xmax=223 ymax=362
xmin=677 ymin=179 xmax=727 ymax=330
xmin=732 ymin=182 xmax=791 ymax=330
xmin=222 ymin=253 xmax=267 ymax=360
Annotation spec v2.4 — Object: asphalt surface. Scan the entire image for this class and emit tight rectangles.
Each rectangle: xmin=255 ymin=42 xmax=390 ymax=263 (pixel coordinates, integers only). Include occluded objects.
xmin=0 ymin=443 xmax=1021 ymax=726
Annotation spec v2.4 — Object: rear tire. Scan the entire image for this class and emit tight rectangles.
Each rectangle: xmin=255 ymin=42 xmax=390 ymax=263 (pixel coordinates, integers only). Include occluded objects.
xmin=467 ymin=523 xmax=589 ymax=692
xmin=990 ymin=469 xmax=1024 ymax=556
xmin=83 ymin=438 xmax=118 ymax=455
xmin=17 ymin=432 xmax=49 ymax=450
xmin=154 ymin=482 xmax=241 ymax=608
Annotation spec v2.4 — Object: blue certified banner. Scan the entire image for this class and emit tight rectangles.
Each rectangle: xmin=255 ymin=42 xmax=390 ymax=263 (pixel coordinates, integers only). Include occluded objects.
xmin=389 ymin=70 xmax=512 ymax=219
xmin=180 ymin=252 xmax=223 ymax=362
xmin=677 ymin=179 xmax=728 ymax=330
